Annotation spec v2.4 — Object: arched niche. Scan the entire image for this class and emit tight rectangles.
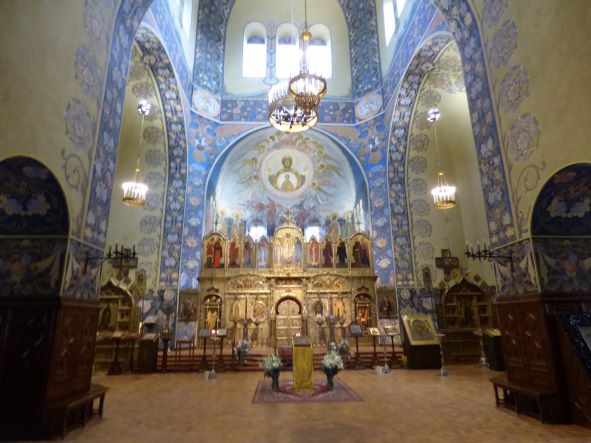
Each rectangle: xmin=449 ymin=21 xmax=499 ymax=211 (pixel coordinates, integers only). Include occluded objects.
xmin=101 ymin=41 xmax=168 ymax=294
xmin=404 ymin=41 xmax=493 ymax=288
xmin=204 ymin=127 xmax=370 ymax=241
xmin=531 ymin=163 xmax=591 ymax=293
xmin=0 ymin=156 xmax=69 ymax=296
xmin=223 ymin=0 xmax=351 ymax=96
xmin=387 ymin=29 xmax=514 ymax=293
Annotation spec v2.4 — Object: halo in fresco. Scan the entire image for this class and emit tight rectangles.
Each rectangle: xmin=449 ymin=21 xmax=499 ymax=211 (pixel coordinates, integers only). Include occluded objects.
xmin=261 ymin=148 xmax=314 ymax=202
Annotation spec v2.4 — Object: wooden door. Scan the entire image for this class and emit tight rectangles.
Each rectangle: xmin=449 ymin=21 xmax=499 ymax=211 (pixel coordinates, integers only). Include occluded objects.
xmin=276 ymin=299 xmax=302 ymax=346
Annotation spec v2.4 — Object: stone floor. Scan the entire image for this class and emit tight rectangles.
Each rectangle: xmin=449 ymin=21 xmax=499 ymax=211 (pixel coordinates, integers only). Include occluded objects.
xmin=59 ymin=366 xmax=590 ymax=443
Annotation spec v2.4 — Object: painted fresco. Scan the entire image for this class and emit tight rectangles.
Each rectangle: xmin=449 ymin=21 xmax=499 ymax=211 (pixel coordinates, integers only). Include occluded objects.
xmin=0 ymin=238 xmax=67 ymax=297
xmin=493 ymin=239 xmax=538 ymax=296
xmin=0 ymin=157 xmax=69 ymax=297
xmin=205 ymin=128 xmax=370 ymax=236
xmin=0 ymin=156 xmax=69 ymax=235
xmin=531 ymin=164 xmax=591 ymax=293
xmin=531 ymin=164 xmax=591 ymax=236
xmin=535 ymin=238 xmax=591 ymax=293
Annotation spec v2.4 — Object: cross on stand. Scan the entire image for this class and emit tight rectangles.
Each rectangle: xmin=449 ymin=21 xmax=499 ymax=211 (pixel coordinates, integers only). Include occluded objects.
xmin=435 ymin=249 xmax=460 ymax=278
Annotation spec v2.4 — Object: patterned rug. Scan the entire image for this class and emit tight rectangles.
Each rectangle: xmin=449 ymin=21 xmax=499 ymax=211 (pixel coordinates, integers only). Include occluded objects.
xmin=252 ymin=378 xmax=363 ymax=404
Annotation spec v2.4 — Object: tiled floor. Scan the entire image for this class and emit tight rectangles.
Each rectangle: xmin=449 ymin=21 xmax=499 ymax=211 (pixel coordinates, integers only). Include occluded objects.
xmin=60 ymin=366 xmax=590 ymax=443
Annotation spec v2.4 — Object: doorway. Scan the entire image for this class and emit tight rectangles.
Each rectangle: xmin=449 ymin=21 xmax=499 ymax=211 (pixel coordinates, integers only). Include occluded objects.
xmin=275 ymin=297 xmax=302 ymax=346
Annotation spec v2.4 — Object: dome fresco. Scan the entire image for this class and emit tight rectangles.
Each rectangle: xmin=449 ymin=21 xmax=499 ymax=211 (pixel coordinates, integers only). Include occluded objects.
xmin=205 ymin=127 xmax=369 ymax=236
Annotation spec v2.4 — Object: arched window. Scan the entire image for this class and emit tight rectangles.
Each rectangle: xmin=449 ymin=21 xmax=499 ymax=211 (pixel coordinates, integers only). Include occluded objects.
xmin=276 ymin=23 xmax=300 ymax=79
xmin=396 ymin=0 xmax=408 ymax=15
xmin=304 ymin=225 xmax=321 ymax=242
xmin=383 ymin=0 xmax=396 ymax=44
xmin=242 ymin=22 xmax=267 ymax=78
xmin=384 ymin=0 xmax=408 ymax=44
xmin=308 ymin=24 xmax=332 ymax=79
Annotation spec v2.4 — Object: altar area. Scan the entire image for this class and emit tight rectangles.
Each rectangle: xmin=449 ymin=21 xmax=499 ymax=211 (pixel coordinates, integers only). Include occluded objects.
xmin=183 ymin=221 xmax=380 ymax=354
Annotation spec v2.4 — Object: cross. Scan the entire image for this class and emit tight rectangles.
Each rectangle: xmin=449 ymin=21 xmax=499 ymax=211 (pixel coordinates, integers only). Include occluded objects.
xmin=435 ymin=249 xmax=460 ymax=277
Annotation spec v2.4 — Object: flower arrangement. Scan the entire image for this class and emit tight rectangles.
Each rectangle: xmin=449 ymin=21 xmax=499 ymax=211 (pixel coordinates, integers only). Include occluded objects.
xmin=235 ymin=339 xmax=250 ymax=364
xmin=260 ymin=354 xmax=282 ymax=373
xmin=337 ymin=339 xmax=350 ymax=356
xmin=322 ymin=348 xmax=344 ymax=390
xmin=260 ymin=354 xmax=282 ymax=391
xmin=322 ymin=350 xmax=344 ymax=372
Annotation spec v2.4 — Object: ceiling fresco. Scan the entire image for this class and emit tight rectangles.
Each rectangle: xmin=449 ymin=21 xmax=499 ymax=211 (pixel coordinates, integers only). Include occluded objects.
xmin=205 ymin=128 xmax=369 ymax=237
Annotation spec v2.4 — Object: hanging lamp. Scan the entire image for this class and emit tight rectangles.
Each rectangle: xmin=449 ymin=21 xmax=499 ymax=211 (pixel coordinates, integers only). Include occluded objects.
xmin=288 ymin=0 xmax=327 ymax=114
xmin=427 ymin=100 xmax=456 ymax=209
xmin=122 ymin=64 xmax=150 ymax=207
xmin=268 ymin=0 xmax=326 ymax=132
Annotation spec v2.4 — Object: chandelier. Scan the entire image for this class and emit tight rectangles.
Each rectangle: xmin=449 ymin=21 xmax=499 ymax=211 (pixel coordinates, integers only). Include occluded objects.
xmin=122 ymin=68 xmax=150 ymax=207
xmin=268 ymin=0 xmax=326 ymax=132
xmin=268 ymin=82 xmax=318 ymax=132
xmin=431 ymin=172 xmax=456 ymax=209
xmin=427 ymin=105 xmax=456 ymax=209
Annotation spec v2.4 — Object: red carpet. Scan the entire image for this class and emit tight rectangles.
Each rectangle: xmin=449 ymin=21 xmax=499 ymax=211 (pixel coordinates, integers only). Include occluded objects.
xmin=252 ymin=378 xmax=363 ymax=404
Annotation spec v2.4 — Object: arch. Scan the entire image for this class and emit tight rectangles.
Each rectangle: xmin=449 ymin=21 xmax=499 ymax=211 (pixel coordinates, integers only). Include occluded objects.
xmin=196 ymin=0 xmax=373 ymax=97
xmin=242 ymin=21 xmax=267 ymax=78
xmin=275 ymin=296 xmax=302 ymax=315
xmin=308 ymin=23 xmax=332 ymax=78
xmin=0 ymin=156 xmax=70 ymax=296
xmin=84 ymin=0 xmax=154 ymax=247
xmin=531 ymin=163 xmax=591 ymax=236
xmin=386 ymin=29 xmax=515 ymax=286
xmin=276 ymin=22 xmax=299 ymax=79
xmin=386 ymin=33 xmax=454 ymax=286
xmin=134 ymin=27 xmax=189 ymax=291
xmin=431 ymin=0 xmax=516 ymax=245
xmin=531 ymin=163 xmax=591 ymax=293
xmin=0 ymin=156 xmax=69 ymax=236
xmin=202 ymin=126 xmax=371 ymax=239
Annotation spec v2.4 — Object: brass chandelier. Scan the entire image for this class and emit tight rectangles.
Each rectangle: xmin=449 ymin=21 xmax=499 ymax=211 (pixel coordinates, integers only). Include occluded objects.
xmin=427 ymin=106 xmax=456 ymax=209
xmin=122 ymin=65 xmax=150 ymax=207
xmin=268 ymin=0 xmax=327 ymax=132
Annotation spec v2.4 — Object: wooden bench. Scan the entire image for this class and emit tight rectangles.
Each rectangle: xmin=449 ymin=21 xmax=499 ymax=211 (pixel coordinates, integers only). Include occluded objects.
xmin=48 ymin=384 xmax=109 ymax=439
xmin=490 ymin=376 xmax=555 ymax=423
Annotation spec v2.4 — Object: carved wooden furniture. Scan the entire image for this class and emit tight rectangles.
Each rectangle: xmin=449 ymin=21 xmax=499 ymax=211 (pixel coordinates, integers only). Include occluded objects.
xmin=556 ymin=312 xmax=591 ymax=427
xmin=95 ymin=281 xmax=139 ymax=371
xmin=0 ymin=296 xmax=100 ymax=439
xmin=495 ymin=293 xmax=591 ymax=423
xmin=136 ymin=334 xmax=159 ymax=373
xmin=47 ymin=384 xmax=108 ymax=439
xmin=491 ymin=375 xmax=556 ymax=423
xmin=437 ymin=278 xmax=494 ymax=363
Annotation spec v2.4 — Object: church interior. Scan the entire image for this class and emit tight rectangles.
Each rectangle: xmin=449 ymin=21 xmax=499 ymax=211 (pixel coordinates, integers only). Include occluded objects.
xmin=1 ymin=0 xmax=590 ymax=441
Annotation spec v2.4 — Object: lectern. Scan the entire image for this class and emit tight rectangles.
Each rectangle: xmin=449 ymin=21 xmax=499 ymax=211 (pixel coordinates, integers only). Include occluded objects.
xmin=292 ymin=336 xmax=313 ymax=391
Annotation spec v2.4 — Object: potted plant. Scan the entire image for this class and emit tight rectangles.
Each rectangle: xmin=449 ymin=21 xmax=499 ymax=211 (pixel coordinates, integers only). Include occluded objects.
xmin=322 ymin=346 xmax=344 ymax=390
xmin=260 ymin=354 xmax=282 ymax=391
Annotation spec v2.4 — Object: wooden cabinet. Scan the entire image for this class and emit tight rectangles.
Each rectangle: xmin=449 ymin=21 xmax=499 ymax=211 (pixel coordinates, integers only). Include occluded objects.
xmin=94 ymin=281 xmax=139 ymax=370
xmin=495 ymin=293 xmax=591 ymax=423
xmin=437 ymin=278 xmax=494 ymax=363
xmin=0 ymin=296 xmax=99 ymax=439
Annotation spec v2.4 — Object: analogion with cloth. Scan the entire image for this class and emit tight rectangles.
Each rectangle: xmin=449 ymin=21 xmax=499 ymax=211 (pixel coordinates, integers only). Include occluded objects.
xmin=292 ymin=336 xmax=313 ymax=391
